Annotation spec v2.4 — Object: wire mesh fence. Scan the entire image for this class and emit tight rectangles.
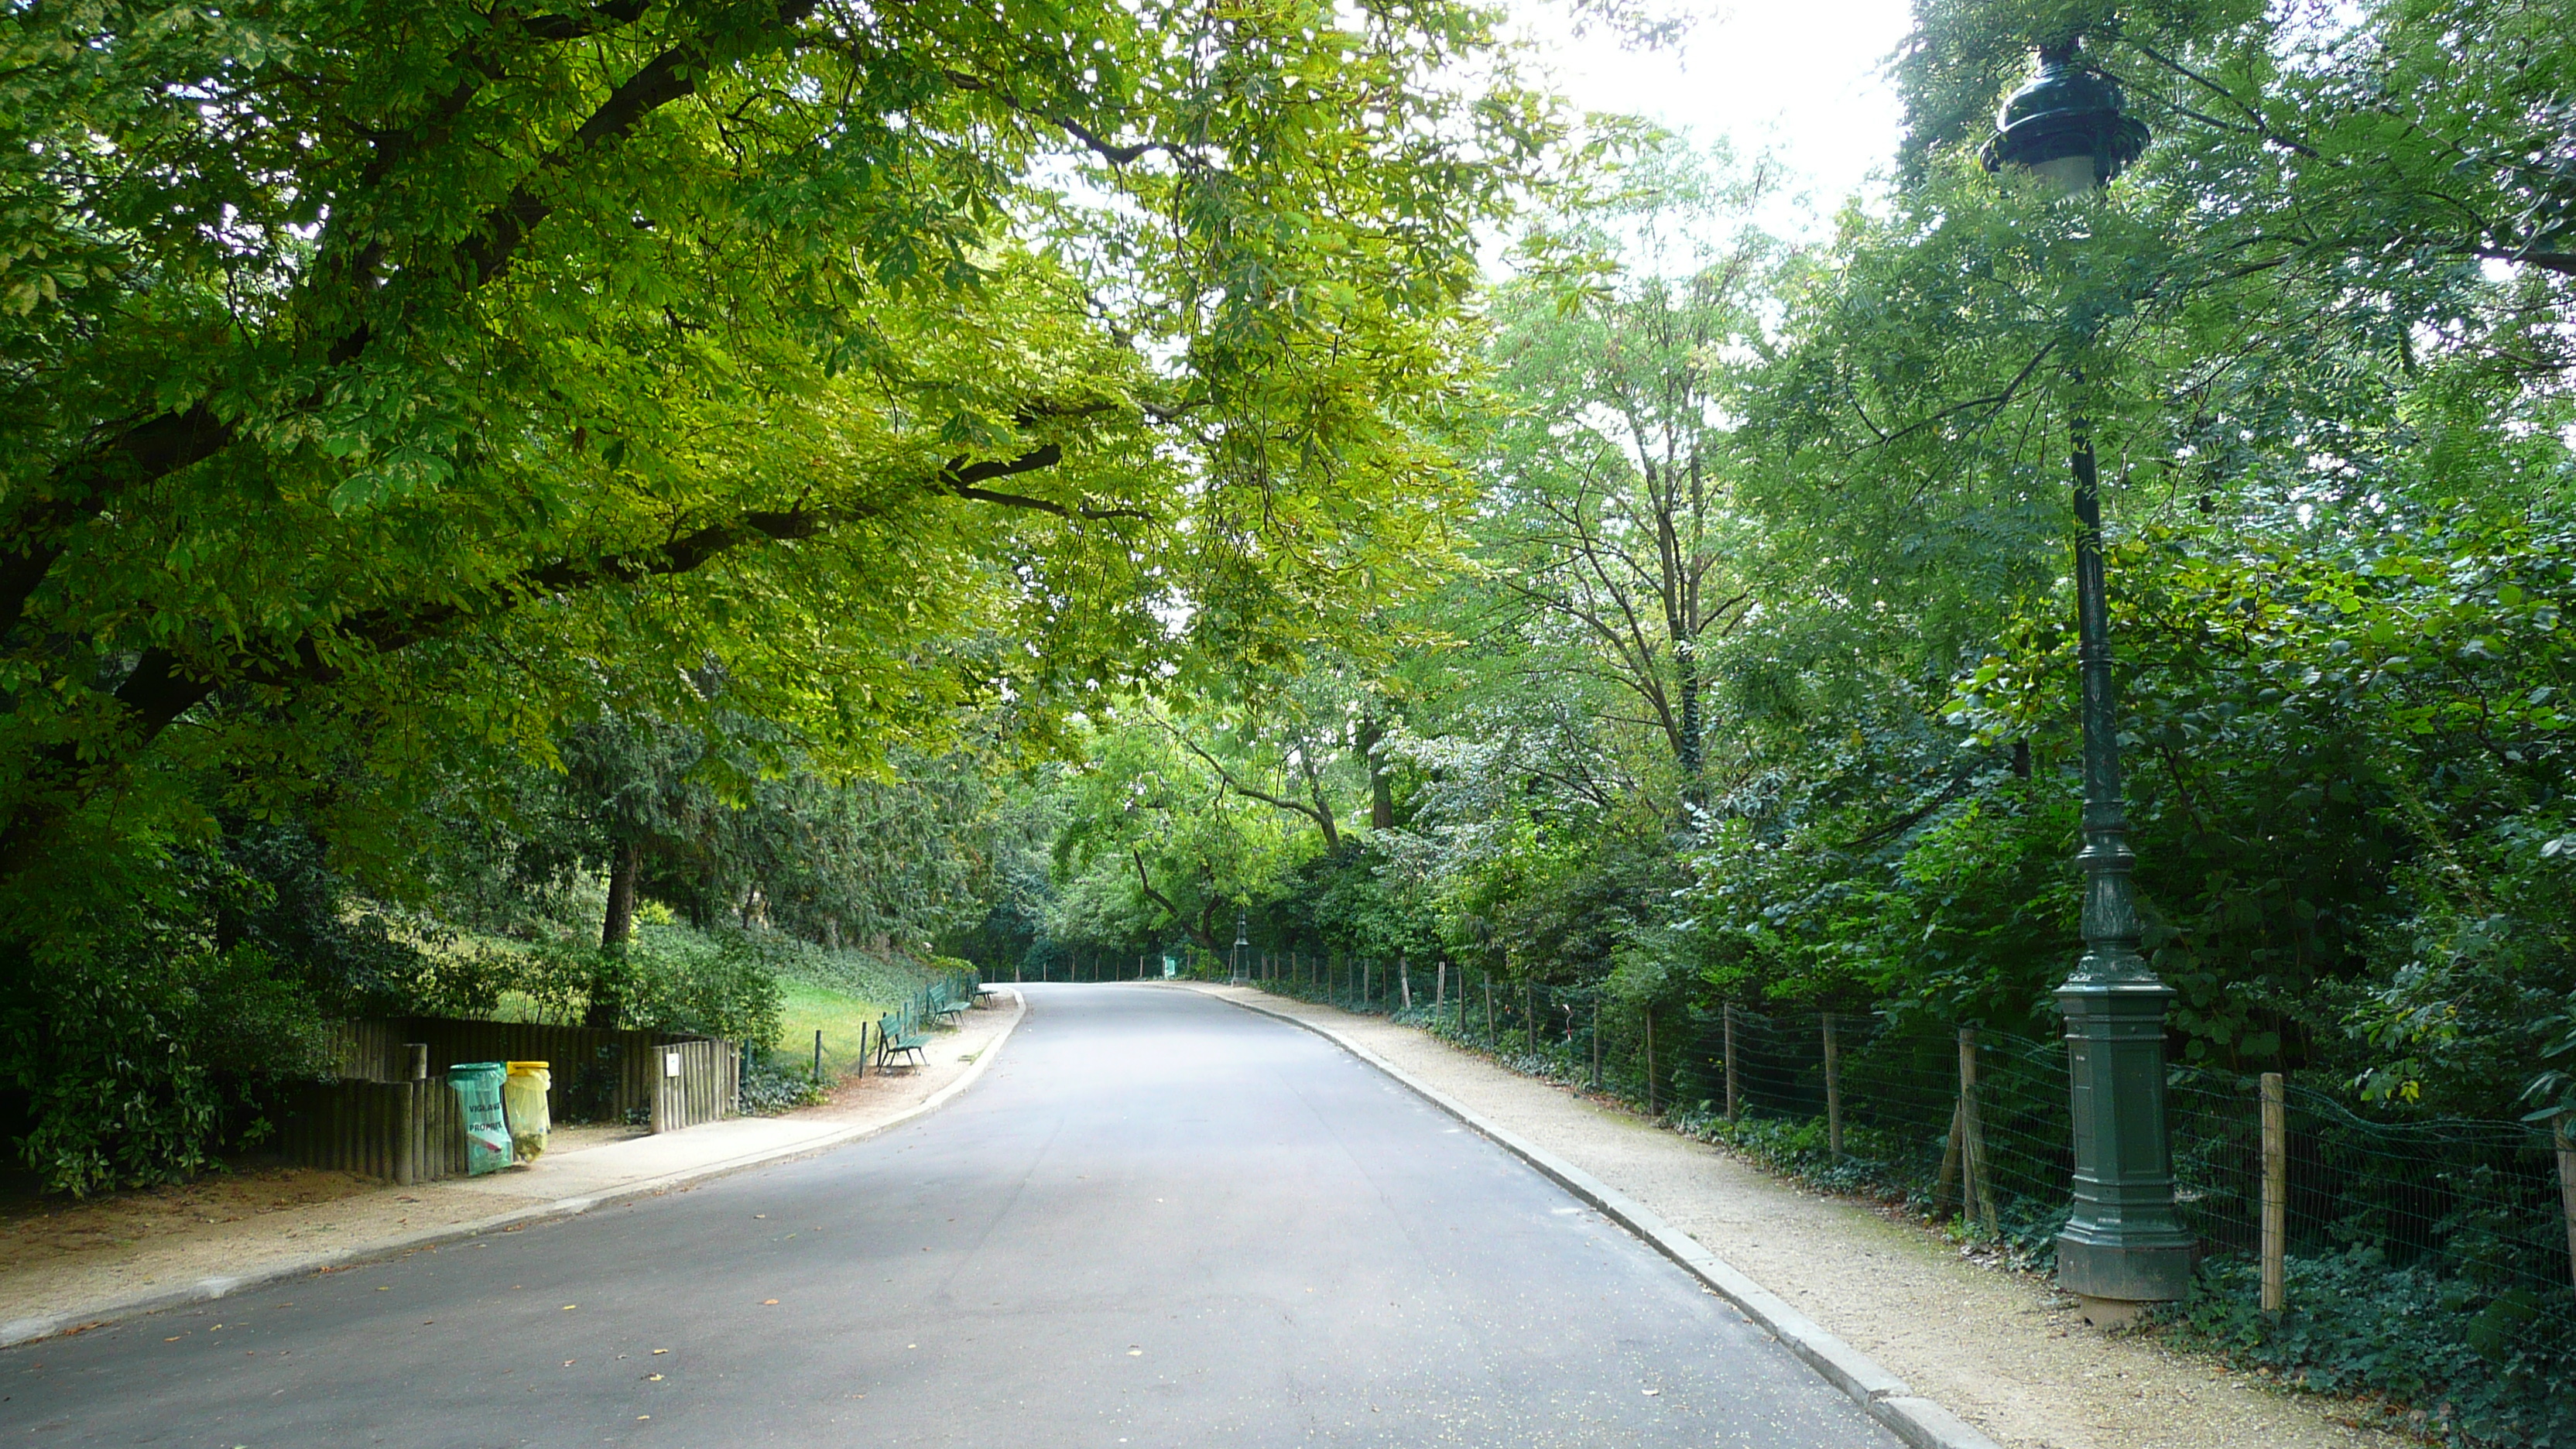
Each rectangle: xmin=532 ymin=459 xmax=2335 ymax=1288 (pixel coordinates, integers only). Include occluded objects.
xmin=1221 ymin=951 xmax=2576 ymax=1446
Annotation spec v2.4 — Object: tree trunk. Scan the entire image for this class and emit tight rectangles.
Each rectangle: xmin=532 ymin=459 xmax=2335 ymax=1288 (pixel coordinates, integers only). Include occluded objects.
xmin=1358 ymin=712 xmax=1395 ymax=831
xmin=588 ymin=840 xmax=641 ymax=1029
xmin=1676 ymin=635 xmax=1702 ymax=795
xmin=1132 ymin=849 xmax=1225 ymax=953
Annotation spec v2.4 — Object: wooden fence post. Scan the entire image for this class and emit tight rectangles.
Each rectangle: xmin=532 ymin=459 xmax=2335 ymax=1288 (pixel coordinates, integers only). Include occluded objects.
xmin=1959 ymin=1027 xmax=1998 ymax=1235
xmin=1482 ymin=977 xmax=1494 ymax=1043
xmin=1646 ymin=1009 xmax=1657 ymax=1116
xmin=1723 ymin=1003 xmax=1740 ymax=1124
xmin=2262 ymin=1071 xmax=2287 ymax=1315
xmin=650 ymin=1047 xmax=671 ymax=1134
xmin=1399 ymin=956 xmax=1412 ymax=1010
xmin=1822 ymin=1016 xmax=1843 ymax=1159
xmin=395 ymin=1082 xmax=417 ymax=1187
xmin=1934 ymin=1097 xmax=1963 ymax=1212
xmin=1591 ymin=995 xmax=1601 ymax=1089
xmin=2555 ymin=1111 xmax=2576 ymax=1291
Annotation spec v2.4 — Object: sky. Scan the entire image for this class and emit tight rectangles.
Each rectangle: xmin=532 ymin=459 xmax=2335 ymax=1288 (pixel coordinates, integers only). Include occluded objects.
xmin=1504 ymin=0 xmax=1920 ymax=240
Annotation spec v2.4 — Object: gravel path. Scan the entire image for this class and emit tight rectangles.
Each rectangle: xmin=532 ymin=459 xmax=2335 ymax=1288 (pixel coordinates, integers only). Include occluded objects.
xmin=1190 ymin=985 xmax=2412 ymax=1449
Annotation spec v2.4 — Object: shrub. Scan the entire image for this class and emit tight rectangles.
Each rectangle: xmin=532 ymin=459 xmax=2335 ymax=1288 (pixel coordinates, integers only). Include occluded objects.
xmin=2167 ymin=1251 xmax=2576 ymax=1447
xmin=2 ymin=935 xmax=328 ymax=1197
xmin=736 ymin=1048 xmax=829 ymax=1115
xmin=502 ymin=927 xmax=785 ymax=1044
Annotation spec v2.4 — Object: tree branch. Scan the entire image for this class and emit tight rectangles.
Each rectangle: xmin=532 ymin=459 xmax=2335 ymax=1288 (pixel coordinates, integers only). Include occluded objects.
xmin=2 ymin=4 xmax=821 ymax=646
xmin=938 ymin=70 xmax=1171 ymax=168
xmin=460 ymin=2 xmax=820 ymax=289
xmin=2 ymin=442 xmax=1068 ymax=868
xmin=0 ymin=403 xmax=231 ymax=642
xmin=1132 ymin=848 xmax=1221 ymax=952
xmin=1165 ymin=724 xmax=1339 ymax=847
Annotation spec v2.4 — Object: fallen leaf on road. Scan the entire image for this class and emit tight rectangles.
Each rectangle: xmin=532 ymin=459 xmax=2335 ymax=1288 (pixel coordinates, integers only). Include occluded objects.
xmin=560 ymin=1304 xmax=577 ymax=1311
xmin=652 ymin=1348 xmax=668 ymax=1355
xmin=646 ymin=1374 xmax=663 ymax=1382
xmin=762 ymin=1299 xmax=779 ymax=1305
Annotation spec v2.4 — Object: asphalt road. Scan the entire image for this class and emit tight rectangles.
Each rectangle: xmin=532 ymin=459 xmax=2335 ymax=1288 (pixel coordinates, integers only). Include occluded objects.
xmin=4 ymin=985 xmax=1899 ymax=1447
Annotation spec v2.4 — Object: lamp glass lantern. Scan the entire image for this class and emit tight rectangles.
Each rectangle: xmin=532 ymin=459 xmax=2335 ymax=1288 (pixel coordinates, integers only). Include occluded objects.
xmin=1982 ymin=41 xmax=2150 ymax=197
xmin=1985 ymin=39 xmax=2194 ymax=1322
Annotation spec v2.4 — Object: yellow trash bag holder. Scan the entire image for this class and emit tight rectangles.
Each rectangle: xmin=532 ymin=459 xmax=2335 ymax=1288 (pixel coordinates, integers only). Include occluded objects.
xmin=502 ymin=1060 xmax=552 ymax=1163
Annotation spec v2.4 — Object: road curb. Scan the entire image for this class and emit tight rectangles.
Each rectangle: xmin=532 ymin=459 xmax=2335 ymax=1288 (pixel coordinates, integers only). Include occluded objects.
xmin=1192 ymin=985 xmax=2004 ymax=1449
xmin=0 ymin=988 xmax=1027 ymax=1352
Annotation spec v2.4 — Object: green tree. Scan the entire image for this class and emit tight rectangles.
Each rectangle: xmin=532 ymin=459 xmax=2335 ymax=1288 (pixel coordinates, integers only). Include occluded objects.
xmin=0 ymin=0 xmax=1554 ymax=1182
xmin=0 ymin=0 xmax=1547 ymax=909
xmin=1480 ymin=135 xmax=1789 ymax=796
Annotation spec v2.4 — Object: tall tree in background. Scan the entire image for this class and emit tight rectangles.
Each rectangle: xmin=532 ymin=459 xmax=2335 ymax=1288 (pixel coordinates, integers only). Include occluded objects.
xmin=1478 ymin=136 xmax=1790 ymax=803
xmin=1049 ymin=708 xmax=1305 ymax=954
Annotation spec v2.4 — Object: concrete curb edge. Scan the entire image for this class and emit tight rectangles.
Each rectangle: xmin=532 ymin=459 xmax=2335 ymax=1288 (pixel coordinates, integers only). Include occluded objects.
xmin=1190 ymin=985 xmax=2004 ymax=1449
xmin=0 ymin=988 xmax=1029 ymax=1352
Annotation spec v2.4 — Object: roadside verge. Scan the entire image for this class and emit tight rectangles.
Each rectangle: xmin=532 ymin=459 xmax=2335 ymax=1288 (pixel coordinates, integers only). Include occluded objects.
xmin=0 ymin=988 xmax=1026 ymax=1351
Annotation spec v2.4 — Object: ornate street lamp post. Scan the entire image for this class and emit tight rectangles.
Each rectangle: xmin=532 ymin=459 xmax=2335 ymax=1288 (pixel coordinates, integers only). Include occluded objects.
xmin=1985 ymin=39 xmax=2194 ymax=1324
xmin=1231 ymin=908 xmax=1249 ymax=985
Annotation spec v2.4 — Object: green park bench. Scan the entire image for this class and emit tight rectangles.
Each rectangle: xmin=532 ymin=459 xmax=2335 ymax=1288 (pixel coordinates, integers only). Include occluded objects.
xmin=875 ymin=1001 xmax=929 ymax=1071
xmin=930 ymin=978 xmax=969 ymax=1025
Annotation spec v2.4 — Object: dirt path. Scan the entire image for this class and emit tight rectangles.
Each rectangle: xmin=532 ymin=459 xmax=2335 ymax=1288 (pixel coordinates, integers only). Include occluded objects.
xmin=1190 ymin=984 xmax=2410 ymax=1449
xmin=0 ymin=995 xmax=1021 ymax=1331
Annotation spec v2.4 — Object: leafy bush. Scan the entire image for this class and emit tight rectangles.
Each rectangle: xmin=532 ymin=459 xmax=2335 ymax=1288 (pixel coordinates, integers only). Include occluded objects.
xmin=619 ymin=927 xmax=785 ymax=1043
xmin=2167 ymin=1251 xmax=2576 ymax=1447
xmin=491 ymin=927 xmax=785 ymax=1043
xmin=2 ymin=934 xmax=328 ymax=1197
xmin=736 ymin=1049 xmax=828 ymax=1115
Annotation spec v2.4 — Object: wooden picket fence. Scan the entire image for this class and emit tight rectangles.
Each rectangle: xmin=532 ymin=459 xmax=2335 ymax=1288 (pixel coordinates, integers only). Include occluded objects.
xmin=277 ymin=1076 xmax=469 ymax=1187
xmin=282 ymin=1017 xmax=741 ymax=1184
xmin=648 ymin=1038 xmax=736 ymax=1132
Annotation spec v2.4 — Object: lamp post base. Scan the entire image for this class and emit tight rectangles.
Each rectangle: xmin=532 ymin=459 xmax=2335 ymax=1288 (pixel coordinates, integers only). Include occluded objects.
xmin=2068 ymin=1294 xmax=2152 ymax=1330
xmin=2056 ymin=1235 xmax=2193 ymax=1307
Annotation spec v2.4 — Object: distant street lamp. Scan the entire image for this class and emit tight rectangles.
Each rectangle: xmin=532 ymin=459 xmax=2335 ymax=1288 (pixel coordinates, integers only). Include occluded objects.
xmin=1231 ymin=908 xmax=1249 ymax=985
xmin=1985 ymin=38 xmax=2193 ymax=1324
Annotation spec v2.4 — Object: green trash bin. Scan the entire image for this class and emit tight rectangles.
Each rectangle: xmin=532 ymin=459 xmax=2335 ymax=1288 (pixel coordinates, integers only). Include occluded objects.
xmin=448 ymin=1061 xmax=514 ymax=1176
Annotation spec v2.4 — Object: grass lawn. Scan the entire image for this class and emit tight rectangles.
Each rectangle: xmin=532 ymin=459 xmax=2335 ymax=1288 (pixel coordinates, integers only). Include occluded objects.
xmin=775 ymin=981 xmax=893 ymax=1081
